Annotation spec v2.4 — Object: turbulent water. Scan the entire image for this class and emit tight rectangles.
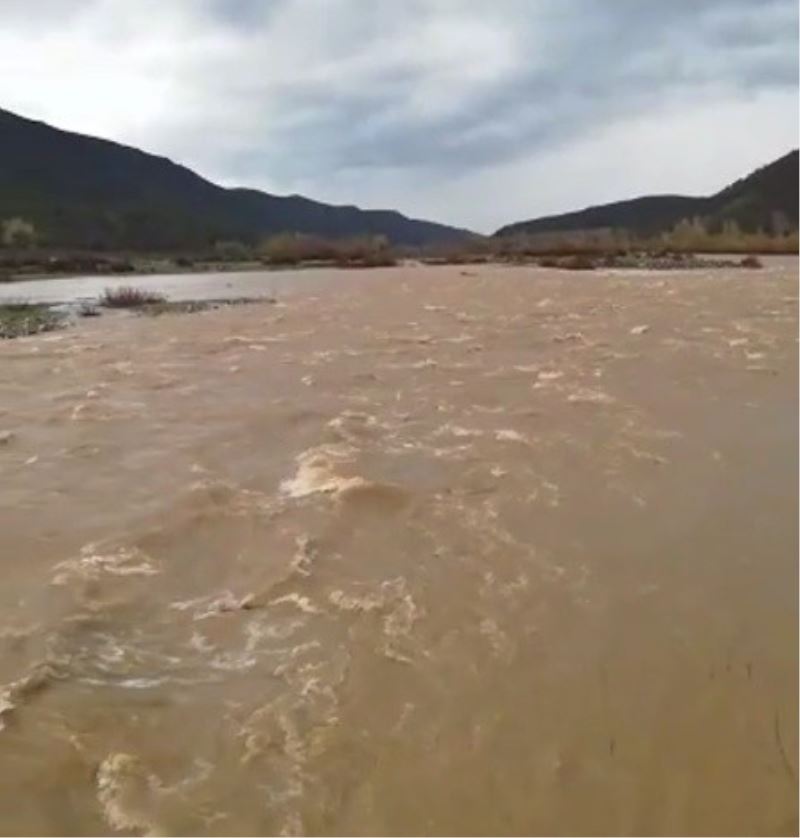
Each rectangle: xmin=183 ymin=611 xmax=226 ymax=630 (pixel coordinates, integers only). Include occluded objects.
xmin=0 ymin=261 xmax=797 ymax=836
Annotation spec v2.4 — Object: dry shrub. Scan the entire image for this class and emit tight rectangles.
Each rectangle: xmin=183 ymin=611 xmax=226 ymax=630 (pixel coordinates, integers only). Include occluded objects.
xmin=537 ymin=254 xmax=597 ymax=270
xmin=417 ymin=236 xmax=494 ymax=265
xmin=660 ymin=219 xmax=798 ymax=254
xmin=500 ymin=225 xmax=798 ymax=258
xmin=100 ymin=286 xmax=167 ymax=307
xmin=739 ymin=255 xmax=763 ymax=269
xmin=259 ymin=234 xmax=396 ymax=267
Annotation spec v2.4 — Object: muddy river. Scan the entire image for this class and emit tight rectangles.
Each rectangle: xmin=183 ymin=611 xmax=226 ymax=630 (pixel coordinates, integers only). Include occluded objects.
xmin=0 ymin=262 xmax=797 ymax=835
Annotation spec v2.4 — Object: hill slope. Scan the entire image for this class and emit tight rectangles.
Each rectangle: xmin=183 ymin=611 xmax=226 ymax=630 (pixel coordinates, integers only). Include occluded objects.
xmin=0 ymin=107 xmax=470 ymax=250
xmin=495 ymin=151 xmax=798 ymax=238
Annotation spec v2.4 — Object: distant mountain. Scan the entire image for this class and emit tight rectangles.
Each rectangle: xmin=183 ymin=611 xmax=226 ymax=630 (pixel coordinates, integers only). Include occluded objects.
xmin=0 ymin=107 xmax=471 ymax=250
xmin=495 ymin=151 xmax=799 ymax=239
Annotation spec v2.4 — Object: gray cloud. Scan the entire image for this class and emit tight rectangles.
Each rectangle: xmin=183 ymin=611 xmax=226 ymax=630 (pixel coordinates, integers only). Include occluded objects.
xmin=0 ymin=0 xmax=796 ymax=230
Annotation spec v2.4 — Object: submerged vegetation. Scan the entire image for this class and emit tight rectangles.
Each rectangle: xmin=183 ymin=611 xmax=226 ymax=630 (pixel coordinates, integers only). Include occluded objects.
xmin=137 ymin=297 xmax=275 ymax=317
xmin=0 ymin=303 xmax=64 ymax=338
xmin=0 ymin=292 xmax=274 ymax=339
xmin=99 ymin=287 xmax=275 ymax=315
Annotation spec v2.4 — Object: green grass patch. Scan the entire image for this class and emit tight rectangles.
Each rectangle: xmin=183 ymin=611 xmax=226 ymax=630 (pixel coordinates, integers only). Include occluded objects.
xmin=0 ymin=303 xmax=64 ymax=339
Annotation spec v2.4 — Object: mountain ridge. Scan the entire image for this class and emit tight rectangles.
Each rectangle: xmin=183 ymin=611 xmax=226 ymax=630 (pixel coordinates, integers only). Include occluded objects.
xmin=494 ymin=150 xmax=799 ymax=239
xmin=0 ymin=107 xmax=472 ymax=250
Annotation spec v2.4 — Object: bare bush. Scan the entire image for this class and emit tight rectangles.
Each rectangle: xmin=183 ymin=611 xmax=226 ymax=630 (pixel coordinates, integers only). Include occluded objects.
xmin=259 ymin=233 xmax=396 ymax=267
xmin=545 ymin=254 xmax=597 ymax=270
xmin=100 ymin=286 xmax=167 ymax=308
xmin=495 ymin=224 xmax=797 ymax=259
xmin=739 ymin=255 xmax=763 ymax=269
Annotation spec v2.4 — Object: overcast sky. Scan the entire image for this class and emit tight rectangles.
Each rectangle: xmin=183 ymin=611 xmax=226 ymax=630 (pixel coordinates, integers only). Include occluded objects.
xmin=1 ymin=0 xmax=797 ymax=232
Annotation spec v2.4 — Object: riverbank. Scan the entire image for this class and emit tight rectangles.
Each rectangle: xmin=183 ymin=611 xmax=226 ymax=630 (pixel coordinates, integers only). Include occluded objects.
xmin=0 ymin=244 xmax=785 ymax=286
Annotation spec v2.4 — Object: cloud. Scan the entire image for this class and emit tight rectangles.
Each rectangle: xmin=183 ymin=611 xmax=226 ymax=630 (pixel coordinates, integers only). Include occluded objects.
xmin=0 ymin=0 xmax=796 ymax=230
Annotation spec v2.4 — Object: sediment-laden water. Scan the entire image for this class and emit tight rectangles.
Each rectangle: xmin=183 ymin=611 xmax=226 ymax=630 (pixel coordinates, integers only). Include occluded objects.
xmin=0 ymin=262 xmax=797 ymax=835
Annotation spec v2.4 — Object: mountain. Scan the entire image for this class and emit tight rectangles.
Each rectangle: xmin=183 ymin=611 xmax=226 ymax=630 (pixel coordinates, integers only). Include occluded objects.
xmin=0 ymin=107 xmax=471 ymax=250
xmin=495 ymin=150 xmax=799 ymax=239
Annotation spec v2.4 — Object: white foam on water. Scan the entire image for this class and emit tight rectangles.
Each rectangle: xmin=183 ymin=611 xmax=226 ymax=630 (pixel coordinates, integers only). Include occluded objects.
xmin=236 ymin=645 xmax=351 ymax=835
xmin=96 ymin=752 xmax=214 ymax=836
xmin=620 ymin=444 xmax=669 ymax=466
xmin=290 ymin=535 xmax=316 ymax=578
xmin=209 ymin=652 xmax=258 ymax=672
xmin=383 ymin=592 xmax=421 ymax=639
xmin=537 ymin=370 xmax=564 ymax=381
xmin=328 ymin=589 xmax=386 ymax=613
xmin=329 ymin=577 xmax=423 ymax=664
xmin=552 ymin=331 xmax=588 ymax=344
xmin=51 ymin=545 xmax=159 ymax=585
xmin=116 ymin=677 xmax=170 ymax=689
xmin=495 ymin=429 xmax=527 ymax=443
xmin=526 ymin=478 xmax=562 ymax=508
xmin=96 ymin=753 xmax=163 ymax=836
xmin=328 ymin=578 xmax=419 ymax=628
xmin=170 ymin=591 xmax=254 ymax=620
xmin=0 ymin=693 xmax=14 ymax=730
xmin=384 ymin=357 xmax=437 ymax=371
xmin=391 ymin=702 xmax=416 ymax=735
xmin=280 ymin=445 xmax=368 ymax=499
xmin=244 ymin=615 xmax=306 ymax=652
xmin=435 ymin=423 xmax=483 ymax=438
xmin=0 ymin=623 xmax=40 ymax=642
xmin=326 ymin=411 xmax=385 ymax=444
xmin=188 ymin=631 xmax=215 ymax=653
xmin=270 ymin=593 xmax=320 ymax=614
xmin=479 ymin=618 xmax=513 ymax=660
xmin=566 ymin=388 xmax=615 ymax=405
xmin=0 ymin=663 xmax=64 ymax=732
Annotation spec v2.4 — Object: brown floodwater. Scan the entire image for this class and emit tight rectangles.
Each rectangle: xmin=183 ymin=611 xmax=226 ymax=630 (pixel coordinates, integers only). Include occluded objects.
xmin=0 ymin=261 xmax=797 ymax=836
